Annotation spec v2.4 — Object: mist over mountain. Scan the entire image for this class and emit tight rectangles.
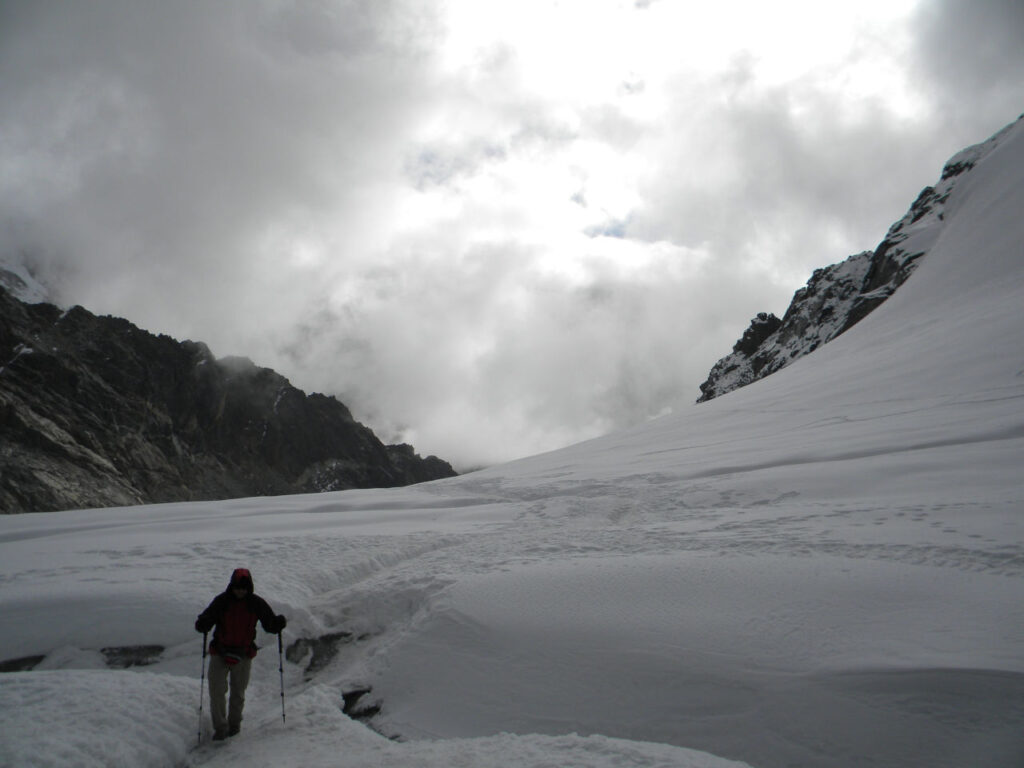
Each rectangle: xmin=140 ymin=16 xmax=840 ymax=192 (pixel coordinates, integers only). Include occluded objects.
xmin=697 ymin=116 xmax=1021 ymax=402
xmin=0 ymin=292 xmax=454 ymax=513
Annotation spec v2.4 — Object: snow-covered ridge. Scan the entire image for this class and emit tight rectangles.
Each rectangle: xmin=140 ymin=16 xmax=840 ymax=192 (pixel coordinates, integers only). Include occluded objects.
xmin=696 ymin=116 xmax=1021 ymax=403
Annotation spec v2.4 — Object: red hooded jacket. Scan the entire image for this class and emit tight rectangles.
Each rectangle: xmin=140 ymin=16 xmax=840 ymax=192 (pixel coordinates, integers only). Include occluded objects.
xmin=196 ymin=568 xmax=283 ymax=660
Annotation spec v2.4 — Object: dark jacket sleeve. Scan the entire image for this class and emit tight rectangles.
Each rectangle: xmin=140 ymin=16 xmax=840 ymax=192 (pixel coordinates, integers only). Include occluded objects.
xmin=195 ymin=594 xmax=225 ymax=633
xmin=253 ymin=595 xmax=283 ymax=634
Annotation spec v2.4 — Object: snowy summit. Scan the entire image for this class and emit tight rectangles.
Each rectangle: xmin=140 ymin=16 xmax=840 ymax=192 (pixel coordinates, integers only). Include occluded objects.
xmin=1 ymin=118 xmax=1024 ymax=767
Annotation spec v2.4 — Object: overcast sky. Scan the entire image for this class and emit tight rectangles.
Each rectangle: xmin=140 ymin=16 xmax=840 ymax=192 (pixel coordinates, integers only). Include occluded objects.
xmin=2 ymin=0 xmax=1023 ymax=468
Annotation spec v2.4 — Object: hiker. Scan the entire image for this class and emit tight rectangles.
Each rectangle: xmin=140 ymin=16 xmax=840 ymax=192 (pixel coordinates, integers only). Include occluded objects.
xmin=195 ymin=568 xmax=287 ymax=740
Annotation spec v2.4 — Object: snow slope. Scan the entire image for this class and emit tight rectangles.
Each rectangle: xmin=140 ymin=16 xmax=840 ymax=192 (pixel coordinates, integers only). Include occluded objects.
xmin=0 ymin=255 xmax=51 ymax=305
xmin=698 ymin=118 xmax=1016 ymax=403
xmin=1 ymin=118 xmax=1023 ymax=767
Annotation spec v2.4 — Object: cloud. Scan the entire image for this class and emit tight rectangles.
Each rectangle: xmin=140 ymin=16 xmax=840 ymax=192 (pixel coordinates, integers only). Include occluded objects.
xmin=274 ymin=235 xmax=768 ymax=468
xmin=629 ymin=73 xmax=940 ymax=284
xmin=0 ymin=0 xmax=439 ymax=333
xmin=405 ymin=140 xmax=508 ymax=190
xmin=2 ymin=0 xmax=1024 ymax=469
xmin=911 ymin=0 xmax=1024 ymax=134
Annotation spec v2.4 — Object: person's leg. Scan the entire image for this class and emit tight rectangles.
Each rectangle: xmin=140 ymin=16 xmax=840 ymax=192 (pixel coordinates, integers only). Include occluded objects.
xmin=227 ymin=657 xmax=253 ymax=735
xmin=207 ymin=655 xmax=230 ymax=737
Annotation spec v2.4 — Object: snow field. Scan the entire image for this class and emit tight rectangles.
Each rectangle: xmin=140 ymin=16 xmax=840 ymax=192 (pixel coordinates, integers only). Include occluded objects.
xmin=1 ymin=671 xmax=747 ymax=768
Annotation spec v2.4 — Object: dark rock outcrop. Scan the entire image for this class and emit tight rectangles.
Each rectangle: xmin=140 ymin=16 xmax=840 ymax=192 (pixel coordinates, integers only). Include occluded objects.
xmin=0 ymin=291 xmax=455 ymax=512
xmin=697 ymin=120 xmax=1016 ymax=402
xmin=286 ymin=631 xmax=358 ymax=678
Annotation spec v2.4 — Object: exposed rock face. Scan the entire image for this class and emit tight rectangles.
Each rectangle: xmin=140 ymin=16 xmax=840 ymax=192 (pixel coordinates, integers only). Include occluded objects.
xmin=697 ymin=121 xmax=1016 ymax=403
xmin=0 ymin=291 xmax=455 ymax=512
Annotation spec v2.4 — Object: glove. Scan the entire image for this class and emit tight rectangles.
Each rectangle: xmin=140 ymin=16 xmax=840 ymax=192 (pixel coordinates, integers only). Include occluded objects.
xmin=195 ymin=618 xmax=210 ymax=634
xmin=275 ymin=614 xmax=287 ymax=633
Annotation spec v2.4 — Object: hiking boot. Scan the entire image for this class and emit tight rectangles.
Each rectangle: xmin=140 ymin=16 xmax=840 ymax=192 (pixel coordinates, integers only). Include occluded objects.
xmin=212 ymin=729 xmax=227 ymax=741
xmin=228 ymin=724 xmax=240 ymax=737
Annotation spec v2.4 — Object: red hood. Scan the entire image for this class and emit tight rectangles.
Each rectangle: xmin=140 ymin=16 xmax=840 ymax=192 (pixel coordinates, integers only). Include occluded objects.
xmin=227 ymin=568 xmax=253 ymax=595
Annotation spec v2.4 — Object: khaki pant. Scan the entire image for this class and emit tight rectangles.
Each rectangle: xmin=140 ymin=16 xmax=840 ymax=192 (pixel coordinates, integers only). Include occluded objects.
xmin=208 ymin=653 xmax=253 ymax=734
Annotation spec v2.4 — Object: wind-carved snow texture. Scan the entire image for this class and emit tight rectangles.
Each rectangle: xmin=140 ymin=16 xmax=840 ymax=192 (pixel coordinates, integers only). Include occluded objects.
xmin=1 ymin=116 xmax=1024 ymax=768
xmin=696 ymin=120 xmax=1016 ymax=403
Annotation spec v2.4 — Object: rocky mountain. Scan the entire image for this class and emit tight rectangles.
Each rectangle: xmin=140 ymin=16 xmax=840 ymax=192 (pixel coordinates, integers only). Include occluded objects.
xmin=0 ymin=289 xmax=455 ymax=513
xmin=697 ymin=119 xmax=1019 ymax=403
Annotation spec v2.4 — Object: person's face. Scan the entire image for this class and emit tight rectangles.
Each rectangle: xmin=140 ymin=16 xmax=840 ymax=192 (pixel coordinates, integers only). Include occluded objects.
xmin=232 ymin=586 xmax=247 ymax=598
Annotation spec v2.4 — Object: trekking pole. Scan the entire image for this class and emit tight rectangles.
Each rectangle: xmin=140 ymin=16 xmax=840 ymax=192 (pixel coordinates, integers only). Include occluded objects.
xmin=197 ymin=631 xmax=208 ymax=746
xmin=278 ymin=630 xmax=286 ymax=724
